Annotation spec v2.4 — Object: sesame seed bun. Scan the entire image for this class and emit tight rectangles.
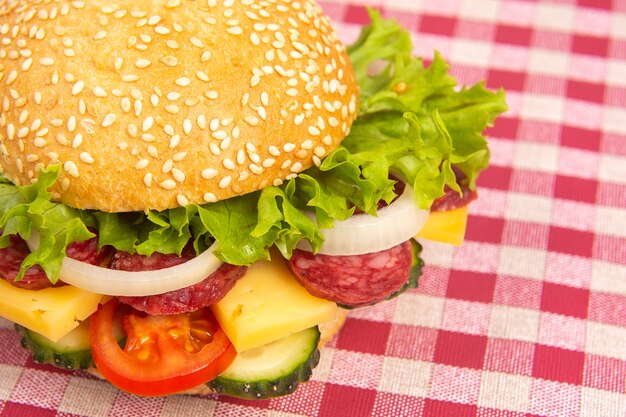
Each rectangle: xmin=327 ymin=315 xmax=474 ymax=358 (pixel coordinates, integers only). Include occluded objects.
xmin=0 ymin=0 xmax=358 ymax=212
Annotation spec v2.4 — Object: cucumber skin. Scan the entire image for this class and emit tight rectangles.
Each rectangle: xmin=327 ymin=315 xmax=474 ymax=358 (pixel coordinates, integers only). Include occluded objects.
xmin=206 ymin=329 xmax=321 ymax=400
xmin=16 ymin=324 xmax=95 ymax=370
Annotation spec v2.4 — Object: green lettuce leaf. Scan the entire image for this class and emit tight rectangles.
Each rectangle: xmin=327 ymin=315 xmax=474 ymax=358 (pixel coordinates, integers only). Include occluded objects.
xmin=0 ymin=10 xmax=507 ymax=283
xmin=0 ymin=166 xmax=95 ymax=282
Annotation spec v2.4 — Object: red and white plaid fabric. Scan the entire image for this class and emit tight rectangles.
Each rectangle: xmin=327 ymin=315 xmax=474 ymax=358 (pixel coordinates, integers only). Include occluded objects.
xmin=1 ymin=0 xmax=625 ymax=416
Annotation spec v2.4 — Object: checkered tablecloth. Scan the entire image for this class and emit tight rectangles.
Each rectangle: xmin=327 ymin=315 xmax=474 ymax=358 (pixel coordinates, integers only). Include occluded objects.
xmin=1 ymin=0 xmax=625 ymax=416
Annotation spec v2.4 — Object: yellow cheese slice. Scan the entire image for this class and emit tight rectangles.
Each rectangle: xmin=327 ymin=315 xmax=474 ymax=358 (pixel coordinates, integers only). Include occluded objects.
xmin=0 ymin=279 xmax=105 ymax=342
xmin=211 ymin=253 xmax=337 ymax=352
xmin=416 ymin=206 xmax=469 ymax=246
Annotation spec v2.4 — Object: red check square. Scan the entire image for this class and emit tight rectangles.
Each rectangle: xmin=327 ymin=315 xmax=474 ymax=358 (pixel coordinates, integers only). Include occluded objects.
xmin=318 ymin=384 xmax=376 ymax=417
xmin=560 ymin=126 xmax=602 ymax=152
xmin=572 ymin=34 xmax=609 ymax=56
xmin=487 ymin=69 xmax=525 ymax=91
xmin=465 ymin=215 xmax=504 ymax=244
xmin=343 ymin=5 xmax=374 ymax=25
xmin=336 ymin=318 xmax=390 ymax=355
xmin=548 ymin=226 xmax=594 ymax=258
xmin=578 ymin=0 xmax=613 ymax=9
xmin=477 ymin=165 xmax=512 ymax=190
xmin=0 ymin=403 xmax=57 ymax=417
xmin=495 ymin=24 xmax=532 ymax=46
xmin=540 ymin=282 xmax=590 ymax=319
xmin=420 ymin=14 xmax=456 ymax=36
xmin=566 ymin=80 xmax=605 ymax=103
xmin=485 ymin=116 xmax=519 ymax=139
xmin=532 ymin=345 xmax=585 ymax=385
xmin=434 ymin=331 xmax=488 ymax=369
xmin=446 ymin=271 xmax=496 ymax=303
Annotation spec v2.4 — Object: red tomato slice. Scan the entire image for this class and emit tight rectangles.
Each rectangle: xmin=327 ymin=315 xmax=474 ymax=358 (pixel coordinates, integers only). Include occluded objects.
xmin=90 ymin=299 xmax=236 ymax=396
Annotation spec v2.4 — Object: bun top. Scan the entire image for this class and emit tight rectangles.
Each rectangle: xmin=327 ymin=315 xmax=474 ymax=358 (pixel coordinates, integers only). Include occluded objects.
xmin=0 ymin=0 xmax=358 ymax=212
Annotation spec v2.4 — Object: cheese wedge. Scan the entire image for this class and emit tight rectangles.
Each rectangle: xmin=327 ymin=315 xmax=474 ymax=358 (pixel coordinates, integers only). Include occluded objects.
xmin=0 ymin=279 xmax=105 ymax=342
xmin=211 ymin=253 xmax=337 ymax=352
xmin=417 ymin=206 xmax=468 ymax=246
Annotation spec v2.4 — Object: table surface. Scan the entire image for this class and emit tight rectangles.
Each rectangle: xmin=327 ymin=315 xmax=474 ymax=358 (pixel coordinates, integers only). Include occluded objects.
xmin=1 ymin=0 xmax=625 ymax=416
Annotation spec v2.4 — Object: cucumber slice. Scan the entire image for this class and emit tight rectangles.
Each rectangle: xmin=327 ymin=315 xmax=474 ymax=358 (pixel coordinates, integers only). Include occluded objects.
xmin=16 ymin=315 xmax=124 ymax=370
xmin=207 ymin=326 xmax=320 ymax=399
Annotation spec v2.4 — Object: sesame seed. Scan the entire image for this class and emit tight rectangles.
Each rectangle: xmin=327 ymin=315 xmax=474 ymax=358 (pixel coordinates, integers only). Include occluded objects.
xmin=177 ymin=194 xmax=189 ymax=206
xmin=209 ymin=143 xmax=221 ymax=155
xmin=166 ymin=39 xmax=180 ymax=49
xmin=196 ymin=71 xmax=210 ymax=82
xmin=203 ymin=192 xmax=217 ymax=203
xmin=39 ymin=57 xmax=55 ymax=66
xmin=162 ymin=159 xmax=173 ymax=173
xmin=223 ymin=158 xmax=236 ymax=170
xmin=164 ymin=124 xmax=175 ymax=135
xmin=122 ymin=74 xmax=139 ymax=82
xmin=64 ymin=161 xmax=79 ymax=178
xmin=244 ymin=116 xmax=259 ymax=126
xmin=93 ymin=86 xmax=107 ymax=97
xmin=135 ymin=59 xmax=151 ymax=68
xmin=165 ymin=105 xmax=180 ymax=114
xmin=161 ymin=56 xmax=178 ymax=67
xmin=172 ymin=168 xmax=185 ymax=182
xmin=167 ymin=92 xmax=181 ymax=101
xmin=269 ymin=146 xmax=280 ymax=156
xmin=262 ymin=158 xmax=275 ymax=168
xmin=143 ymin=173 xmax=153 ymax=187
xmin=227 ymin=26 xmax=243 ymax=35
xmin=232 ymin=126 xmax=240 ymax=139
xmin=219 ymin=176 xmax=232 ymax=188
xmin=159 ymin=179 xmax=176 ymax=190
xmin=155 ymin=26 xmax=171 ymax=35
xmin=33 ymin=138 xmax=47 ymax=148
xmin=283 ymin=143 xmax=296 ymax=152
xmin=308 ymin=126 xmax=321 ymax=136
xmin=72 ymin=133 xmax=83 ymax=148
xmin=322 ymin=135 xmax=333 ymax=145
xmin=147 ymin=145 xmax=159 ymax=158
xmin=80 ymin=152 xmax=94 ymax=164
xmin=202 ymin=168 xmax=218 ymax=179
xmin=142 ymin=117 xmax=154 ymax=131
xmin=173 ymin=151 xmax=187 ymax=161
xmin=135 ymin=159 xmax=149 ymax=169
xmin=170 ymin=134 xmax=181 ymax=149
xmin=205 ymin=91 xmax=219 ymax=100
xmin=175 ymin=77 xmax=191 ymax=87
xmin=249 ymin=163 xmax=263 ymax=175
xmin=201 ymin=50 xmax=212 ymax=62
xmin=94 ymin=30 xmax=107 ymax=40
xmin=102 ymin=113 xmax=116 ymax=127
xmin=197 ymin=115 xmax=207 ymax=130
xmin=212 ymin=130 xmax=227 ymax=140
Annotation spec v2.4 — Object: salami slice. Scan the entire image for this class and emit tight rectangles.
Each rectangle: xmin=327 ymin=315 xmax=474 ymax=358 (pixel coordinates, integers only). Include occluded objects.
xmin=111 ymin=249 xmax=246 ymax=315
xmin=0 ymin=234 xmax=110 ymax=290
xmin=288 ymin=241 xmax=413 ymax=307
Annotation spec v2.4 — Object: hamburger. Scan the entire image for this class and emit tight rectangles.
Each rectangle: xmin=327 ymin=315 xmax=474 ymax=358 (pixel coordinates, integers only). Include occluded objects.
xmin=0 ymin=0 xmax=507 ymax=399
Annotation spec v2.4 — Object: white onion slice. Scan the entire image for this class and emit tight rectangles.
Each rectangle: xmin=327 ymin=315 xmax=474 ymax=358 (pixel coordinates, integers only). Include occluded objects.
xmin=297 ymin=184 xmax=430 ymax=256
xmin=27 ymin=233 xmax=222 ymax=297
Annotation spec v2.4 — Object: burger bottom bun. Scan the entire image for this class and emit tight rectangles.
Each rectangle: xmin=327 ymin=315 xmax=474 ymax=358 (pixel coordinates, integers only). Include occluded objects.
xmin=87 ymin=308 xmax=349 ymax=396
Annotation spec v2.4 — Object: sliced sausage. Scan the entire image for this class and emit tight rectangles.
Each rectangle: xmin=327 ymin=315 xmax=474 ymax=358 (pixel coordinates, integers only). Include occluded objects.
xmin=110 ymin=249 xmax=246 ymax=315
xmin=287 ymin=241 xmax=413 ymax=307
